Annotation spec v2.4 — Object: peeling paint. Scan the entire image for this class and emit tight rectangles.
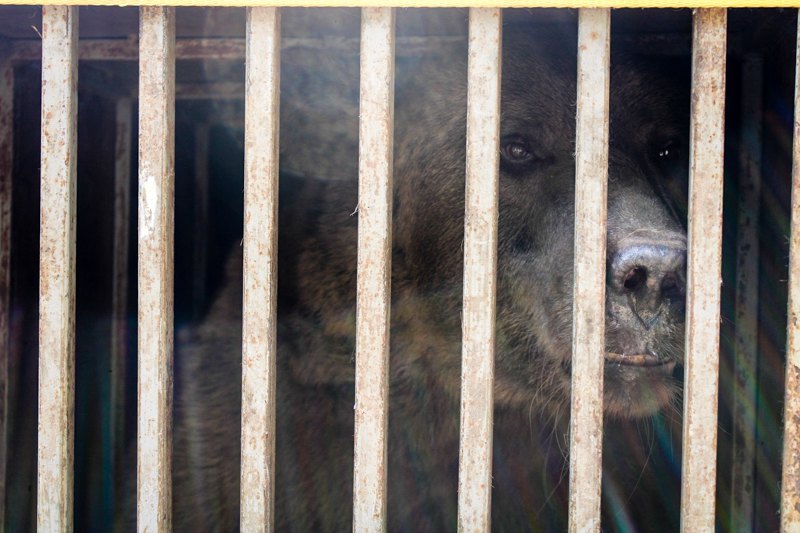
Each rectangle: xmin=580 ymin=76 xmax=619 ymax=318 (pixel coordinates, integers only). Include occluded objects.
xmin=240 ymin=7 xmax=281 ymax=532
xmin=781 ymin=13 xmax=800 ymax=531
xmin=457 ymin=8 xmax=501 ymax=533
xmin=680 ymin=9 xmax=727 ymax=532
xmin=567 ymin=9 xmax=610 ymax=533
xmin=136 ymin=7 xmax=176 ymax=533
xmin=37 ymin=6 xmax=78 ymax=532
xmin=352 ymin=8 xmax=395 ymax=532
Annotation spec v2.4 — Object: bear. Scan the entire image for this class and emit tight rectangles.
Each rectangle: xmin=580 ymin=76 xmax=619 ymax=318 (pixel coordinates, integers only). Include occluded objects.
xmin=144 ymin=26 xmax=689 ymax=531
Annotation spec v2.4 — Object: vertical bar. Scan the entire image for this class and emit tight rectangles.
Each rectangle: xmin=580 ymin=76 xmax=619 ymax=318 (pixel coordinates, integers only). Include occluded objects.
xmin=109 ymin=96 xmax=132 ymax=522
xmin=457 ymin=8 xmax=501 ymax=532
xmin=353 ymin=7 xmax=394 ymax=532
xmin=240 ymin=7 xmax=280 ymax=532
xmin=0 ymin=55 xmax=12 ymax=531
xmin=680 ymin=9 xmax=727 ymax=532
xmin=781 ymin=12 xmax=800 ymax=531
xmin=137 ymin=8 xmax=175 ymax=532
xmin=37 ymin=6 xmax=78 ymax=532
xmin=568 ymin=9 xmax=610 ymax=533
xmin=192 ymin=123 xmax=210 ymax=319
xmin=731 ymin=53 xmax=762 ymax=533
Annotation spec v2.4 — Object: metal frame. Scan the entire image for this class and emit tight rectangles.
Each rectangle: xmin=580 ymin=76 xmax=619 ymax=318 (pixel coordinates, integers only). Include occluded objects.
xmin=0 ymin=4 xmax=796 ymax=532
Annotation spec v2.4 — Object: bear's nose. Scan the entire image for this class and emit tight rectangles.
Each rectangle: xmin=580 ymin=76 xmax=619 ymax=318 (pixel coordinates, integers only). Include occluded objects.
xmin=609 ymin=240 xmax=686 ymax=324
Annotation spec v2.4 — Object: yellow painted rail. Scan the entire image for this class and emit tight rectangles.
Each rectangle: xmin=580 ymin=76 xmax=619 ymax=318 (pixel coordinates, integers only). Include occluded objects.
xmin=0 ymin=0 xmax=797 ymax=8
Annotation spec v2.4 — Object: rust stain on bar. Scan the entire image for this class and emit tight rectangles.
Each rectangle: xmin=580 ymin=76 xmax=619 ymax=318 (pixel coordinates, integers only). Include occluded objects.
xmin=240 ymin=7 xmax=281 ymax=532
xmin=680 ymin=8 xmax=727 ymax=532
xmin=137 ymin=7 xmax=176 ymax=533
xmin=781 ymin=11 xmax=800 ymax=531
xmin=353 ymin=7 xmax=394 ymax=532
xmin=457 ymin=8 xmax=501 ymax=532
xmin=568 ymin=9 xmax=610 ymax=533
xmin=0 ymin=55 xmax=12 ymax=529
xmin=37 ymin=6 xmax=79 ymax=532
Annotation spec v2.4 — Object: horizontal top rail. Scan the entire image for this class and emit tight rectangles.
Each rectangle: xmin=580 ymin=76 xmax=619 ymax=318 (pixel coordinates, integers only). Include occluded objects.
xmin=0 ymin=0 xmax=796 ymax=8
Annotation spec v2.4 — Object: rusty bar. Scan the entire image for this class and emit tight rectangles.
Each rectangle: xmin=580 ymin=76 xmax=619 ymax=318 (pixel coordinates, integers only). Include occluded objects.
xmin=457 ymin=8 xmax=501 ymax=532
xmin=568 ymin=9 xmax=610 ymax=533
xmin=781 ymin=11 xmax=800 ymax=530
xmin=680 ymin=8 xmax=727 ymax=532
xmin=110 ymin=96 xmax=132 ymax=521
xmin=0 ymin=54 xmax=12 ymax=530
xmin=353 ymin=7 xmax=394 ymax=532
xmin=37 ymin=6 xmax=79 ymax=531
xmin=191 ymin=123 xmax=210 ymax=319
xmin=240 ymin=7 xmax=281 ymax=531
xmin=731 ymin=53 xmax=762 ymax=532
xmin=137 ymin=7 xmax=176 ymax=532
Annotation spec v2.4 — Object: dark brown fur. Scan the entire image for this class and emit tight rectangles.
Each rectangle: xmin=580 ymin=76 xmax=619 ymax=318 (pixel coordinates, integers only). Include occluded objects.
xmin=136 ymin=30 xmax=689 ymax=531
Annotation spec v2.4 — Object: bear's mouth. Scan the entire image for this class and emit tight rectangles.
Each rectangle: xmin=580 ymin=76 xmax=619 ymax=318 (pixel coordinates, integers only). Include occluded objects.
xmin=604 ymin=352 xmax=673 ymax=368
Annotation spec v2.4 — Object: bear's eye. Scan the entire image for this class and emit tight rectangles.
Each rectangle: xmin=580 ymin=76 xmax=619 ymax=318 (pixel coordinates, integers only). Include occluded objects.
xmin=500 ymin=135 xmax=536 ymax=165
xmin=654 ymin=140 xmax=680 ymax=166
xmin=502 ymin=141 xmax=532 ymax=162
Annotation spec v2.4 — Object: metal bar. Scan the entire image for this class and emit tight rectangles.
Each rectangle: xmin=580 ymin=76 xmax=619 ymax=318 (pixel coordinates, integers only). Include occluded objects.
xmin=137 ymin=7 xmax=176 ymax=532
xmin=680 ymin=8 xmax=727 ymax=532
xmin=239 ymin=7 xmax=281 ymax=531
xmin=0 ymin=53 xmax=12 ymax=531
xmin=110 ymin=96 xmax=132 ymax=525
xmin=191 ymin=123 xmax=210 ymax=319
xmin=457 ymin=8 xmax=501 ymax=532
xmin=781 ymin=11 xmax=800 ymax=530
xmin=568 ymin=9 xmax=610 ymax=533
xmin=731 ymin=53 xmax=762 ymax=533
xmin=37 ymin=6 xmax=79 ymax=532
xmin=353 ymin=7 xmax=394 ymax=532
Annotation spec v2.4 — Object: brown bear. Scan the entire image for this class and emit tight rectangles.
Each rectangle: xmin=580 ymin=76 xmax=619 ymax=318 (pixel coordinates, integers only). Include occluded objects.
xmin=161 ymin=27 xmax=688 ymax=531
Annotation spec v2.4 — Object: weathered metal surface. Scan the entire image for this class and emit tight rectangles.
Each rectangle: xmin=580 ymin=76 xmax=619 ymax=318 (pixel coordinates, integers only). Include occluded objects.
xmin=353 ymin=8 xmax=394 ymax=532
xmin=191 ymin=123 xmax=210 ymax=319
xmin=731 ymin=53 xmax=762 ymax=533
xmin=457 ymin=8 xmax=501 ymax=532
xmin=37 ymin=6 xmax=78 ymax=532
xmin=137 ymin=7 xmax=176 ymax=533
xmin=781 ymin=13 xmax=800 ymax=531
xmin=680 ymin=8 xmax=727 ymax=532
xmin=568 ymin=9 xmax=610 ymax=533
xmin=0 ymin=54 xmax=12 ymax=531
xmin=111 ymin=96 xmax=132 ymax=524
xmin=240 ymin=7 xmax=280 ymax=532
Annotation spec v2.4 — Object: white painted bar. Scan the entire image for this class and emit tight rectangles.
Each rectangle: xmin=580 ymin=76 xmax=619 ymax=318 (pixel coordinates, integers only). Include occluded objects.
xmin=137 ymin=7 xmax=176 ymax=532
xmin=568 ymin=9 xmax=610 ymax=533
xmin=111 ymin=96 xmax=132 ymax=515
xmin=353 ymin=7 xmax=395 ymax=532
xmin=680 ymin=8 xmax=727 ymax=532
xmin=731 ymin=53 xmax=762 ymax=532
xmin=37 ymin=6 xmax=78 ymax=532
xmin=457 ymin=8 xmax=501 ymax=532
xmin=781 ymin=11 xmax=800 ymax=531
xmin=240 ymin=7 xmax=281 ymax=532
xmin=0 ymin=55 xmax=12 ymax=530
xmin=192 ymin=123 xmax=210 ymax=319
